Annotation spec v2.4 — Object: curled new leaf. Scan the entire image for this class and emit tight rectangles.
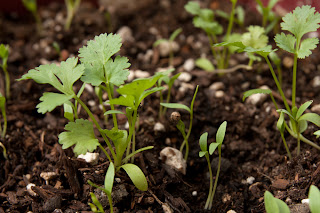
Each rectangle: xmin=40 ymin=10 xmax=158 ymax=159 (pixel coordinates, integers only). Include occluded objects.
xmin=242 ymin=88 xmax=272 ymax=102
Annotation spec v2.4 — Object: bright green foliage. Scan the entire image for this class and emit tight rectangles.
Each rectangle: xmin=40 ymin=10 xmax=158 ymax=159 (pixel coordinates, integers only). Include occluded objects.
xmin=89 ymin=192 xmax=104 ymax=213
xmin=19 ymin=57 xmax=84 ymax=113
xmin=199 ymin=121 xmax=227 ymax=210
xmin=160 ymin=103 xmax=190 ymax=113
xmin=195 ymin=58 xmax=215 ymax=71
xmin=59 ymin=119 xmax=100 ymax=155
xmin=105 ymin=162 xmax=115 ymax=196
xmin=79 ymin=33 xmax=129 ymax=86
xmin=309 ymin=185 xmax=320 ymax=213
xmin=264 ymin=191 xmax=290 ymax=213
xmin=255 ymin=0 xmax=280 ymax=32
xmin=0 ymin=93 xmax=7 ymax=138
xmin=242 ymin=26 xmax=268 ymax=49
xmin=281 ymin=5 xmax=320 ymax=40
xmin=0 ymin=44 xmax=10 ymax=99
xmin=120 ymin=164 xmax=148 ymax=191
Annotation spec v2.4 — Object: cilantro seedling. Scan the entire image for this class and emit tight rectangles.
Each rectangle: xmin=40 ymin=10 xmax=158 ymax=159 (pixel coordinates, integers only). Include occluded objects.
xmin=309 ymin=185 xmax=320 ymax=213
xmin=0 ymin=93 xmax=7 ymax=139
xmin=22 ymin=0 xmax=42 ymax=35
xmin=153 ymin=28 xmax=182 ymax=67
xmin=0 ymin=141 xmax=7 ymax=160
xmin=199 ymin=121 xmax=227 ymax=210
xmin=264 ymin=191 xmax=290 ymax=213
xmin=64 ymin=0 xmax=81 ymax=30
xmin=215 ymin=6 xmax=320 ymax=158
xmin=18 ymin=33 xmax=152 ymax=210
xmin=0 ymin=44 xmax=10 ymax=99
xmin=185 ymin=0 xmax=238 ymax=70
xmin=160 ymin=85 xmax=198 ymax=160
xmin=255 ymin=0 xmax=280 ymax=33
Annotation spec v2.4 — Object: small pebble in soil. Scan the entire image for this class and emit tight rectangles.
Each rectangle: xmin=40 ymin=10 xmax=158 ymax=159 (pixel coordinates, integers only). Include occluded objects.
xmin=115 ymin=178 xmax=121 ymax=183
xmin=311 ymin=104 xmax=320 ymax=114
xmin=226 ymin=210 xmax=237 ymax=213
xmin=192 ymin=191 xmax=197 ymax=196
xmin=209 ymin=82 xmax=225 ymax=91
xmin=26 ymin=183 xmax=37 ymax=196
xmin=312 ymin=76 xmax=320 ymax=87
xmin=170 ymin=112 xmax=181 ymax=125
xmin=283 ymin=56 xmax=294 ymax=68
xmin=157 ymin=40 xmax=179 ymax=57
xmin=222 ymin=193 xmax=231 ymax=203
xmin=160 ymin=147 xmax=186 ymax=175
xmin=154 ymin=122 xmax=165 ymax=132
xmin=135 ymin=69 xmax=151 ymax=78
xmin=183 ymin=58 xmax=195 ymax=72
xmin=77 ymin=152 xmax=99 ymax=165
xmin=215 ymin=90 xmax=225 ymax=98
xmin=84 ymin=84 xmax=94 ymax=93
xmin=116 ymin=26 xmax=134 ymax=43
xmin=246 ymin=176 xmax=255 ymax=185
xmin=301 ymin=199 xmax=309 ymax=204
xmin=178 ymin=72 xmax=192 ymax=82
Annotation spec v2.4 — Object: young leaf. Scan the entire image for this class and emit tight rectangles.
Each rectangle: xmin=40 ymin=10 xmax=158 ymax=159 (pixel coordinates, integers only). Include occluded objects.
xmin=298 ymin=113 xmax=320 ymax=127
xmin=277 ymin=109 xmax=295 ymax=120
xmin=120 ymin=164 xmax=148 ymax=191
xmin=264 ymin=191 xmax=290 ymax=213
xmin=89 ymin=192 xmax=104 ymax=213
xmin=296 ymin=100 xmax=313 ymax=119
xmin=199 ymin=132 xmax=208 ymax=152
xmin=274 ymin=33 xmax=295 ymax=55
xmin=199 ymin=151 xmax=207 ymax=158
xmin=18 ymin=57 xmax=84 ymax=95
xmin=298 ymin=37 xmax=319 ymax=59
xmin=58 ymin=119 xmax=100 ymax=155
xmin=153 ymin=39 xmax=167 ymax=47
xmin=281 ymin=5 xmax=320 ymax=40
xmin=309 ymin=185 xmax=320 ymax=213
xmin=79 ymin=33 xmax=122 ymax=66
xmin=216 ymin=121 xmax=227 ymax=145
xmin=209 ymin=142 xmax=219 ymax=155
xmin=37 ymin=92 xmax=73 ymax=114
xmin=104 ymin=129 xmax=128 ymax=162
xmin=176 ymin=120 xmax=186 ymax=137
xmin=314 ymin=130 xmax=320 ymax=138
xmin=107 ymin=95 xmax=135 ymax=108
xmin=104 ymin=162 xmax=115 ymax=196
xmin=160 ymin=103 xmax=191 ymax=113
xmin=104 ymin=55 xmax=130 ymax=86
xmin=195 ymin=58 xmax=215 ymax=71
xmin=242 ymin=26 xmax=268 ymax=49
xmin=0 ymin=44 xmax=9 ymax=65
xmin=184 ymin=1 xmax=201 ymax=16
xmin=104 ymin=110 xmax=125 ymax=116
xmin=242 ymin=88 xmax=272 ymax=101
xmin=277 ymin=112 xmax=285 ymax=132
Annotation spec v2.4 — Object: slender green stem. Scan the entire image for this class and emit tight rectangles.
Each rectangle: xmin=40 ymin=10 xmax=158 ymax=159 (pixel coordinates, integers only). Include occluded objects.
xmin=208 ymin=145 xmax=222 ymax=210
xmin=204 ymin=153 xmax=213 ymax=210
xmin=169 ymin=43 xmax=174 ymax=67
xmin=98 ymin=144 xmax=112 ymax=163
xmin=64 ymin=0 xmax=81 ymax=30
xmin=162 ymin=85 xmax=172 ymax=116
xmin=130 ymin=110 xmax=138 ymax=163
xmin=220 ymin=0 xmax=237 ymax=69
xmin=125 ymin=109 xmax=137 ymax=163
xmin=280 ymin=132 xmax=292 ymax=160
xmin=207 ymin=33 xmax=217 ymax=59
xmin=122 ymin=146 xmax=154 ymax=164
xmin=2 ymin=66 xmax=10 ymax=99
xmin=285 ymin=124 xmax=320 ymax=150
xmin=74 ymin=96 xmax=116 ymax=161
xmin=97 ymin=86 xmax=108 ymax=124
xmin=159 ymin=89 xmax=164 ymax=119
xmin=104 ymin=84 xmax=118 ymax=130
xmin=107 ymin=193 xmax=114 ymax=213
xmin=264 ymin=56 xmax=291 ymax=112
xmin=292 ymin=53 xmax=298 ymax=108
xmin=74 ymin=83 xmax=86 ymax=120
xmin=0 ymin=142 xmax=7 ymax=160
xmin=1 ymin=103 xmax=6 ymax=139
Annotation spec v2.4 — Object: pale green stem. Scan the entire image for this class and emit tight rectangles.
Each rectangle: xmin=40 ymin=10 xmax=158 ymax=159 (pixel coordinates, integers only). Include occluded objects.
xmin=130 ymin=110 xmax=138 ymax=163
xmin=264 ymin=56 xmax=291 ymax=112
xmin=74 ymin=83 xmax=86 ymax=120
xmin=280 ymin=132 xmax=292 ymax=160
xmin=292 ymin=52 xmax=298 ymax=108
xmin=285 ymin=124 xmax=320 ymax=150
xmin=208 ymin=145 xmax=222 ymax=210
xmin=162 ymin=85 xmax=173 ymax=116
xmin=107 ymin=193 xmax=114 ymax=213
xmin=64 ymin=0 xmax=81 ymax=30
xmin=220 ymin=0 xmax=237 ymax=69
xmin=204 ymin=153 xmax=213 ymax=210
xmin=1 ymin=103 xmax=6 ymax=138
xmin=73 ymin=96 xmax=116 ymax=161
xmin=2 ymin=65 xmax=10 ymax=99
xmin=101 ymin=84 xmax=118 ymax=130
xmin=125 ymin=109 xmax=137 ymax=163
xmin=159 ymin=89 xmax=164 ymax=119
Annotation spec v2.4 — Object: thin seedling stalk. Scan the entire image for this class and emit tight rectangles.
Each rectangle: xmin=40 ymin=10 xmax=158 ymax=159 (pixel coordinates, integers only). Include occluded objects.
xmin=204 ymin=153 xmax=213 ymax=210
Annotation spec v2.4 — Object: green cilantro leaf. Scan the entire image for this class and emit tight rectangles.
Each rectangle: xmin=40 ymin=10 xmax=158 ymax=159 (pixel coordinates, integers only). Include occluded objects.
xmin=59 ymin=119 xmax=100 ymax=155
xmin=0 ymin=44 xmax=9 ymax=66
xmin=81 ymin=63 xmax=104 ymax=86
xmin=18 ymin=57 xmax=84 ymax=95
xmin=298 ymin=37 xmax=319 ymax=59
xmin=79 ymin=33 xmax=122 ymax=66
xmin=37 ymin=92 xmax=73 ymax=114
xmin=184 ymin=1 xmax=201 ymax=16
xmin=274 ymin=33 xmax=295 ymax=54
xmin=242 ymin=26 xmax=268 ymax=49
xmin=104 ymin=56 xmax=130 ymax=86
xmin=281 ymin=5 xmax=320 ymax=40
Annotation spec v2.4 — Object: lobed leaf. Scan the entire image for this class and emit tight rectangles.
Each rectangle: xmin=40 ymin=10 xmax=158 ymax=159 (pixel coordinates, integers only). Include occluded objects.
xmin=184 ymin=1 xmax=201 ymax=16
xmin=120 ymin=164 xmax=148 ymax=191
xmin=104 ymin=56 xmax=130 ymax=86
xmin=108 ymin=95 xmax=135 ymax=108
xmin=281 ymin=5 xmax=320 ymax=40
xmin=242 ymin=25 xmax=268 ymax=49
xmin=274 ymin=33 xmax=295 ymax=54
xmin=298 ymin=37 xmax=319 ymax=59
xmin=63 ymin=101 xmax=74 ymax=122
xmin=242 ymin=88 xmax=272 ymax=102
xmin=37 ymin=92 xmax=73 ymax=114
xmin=309 ymin=185 xmax=320 ymax=213
xmin=79 ymin=33 xmax=122 ymax=66
xmin=58 ymin=119 xmax=100 ymax=155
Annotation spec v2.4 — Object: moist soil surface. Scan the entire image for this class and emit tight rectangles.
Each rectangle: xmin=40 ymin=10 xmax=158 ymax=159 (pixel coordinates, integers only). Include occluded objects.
xmin=1 ymin=0 xmax=320 ymax=212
